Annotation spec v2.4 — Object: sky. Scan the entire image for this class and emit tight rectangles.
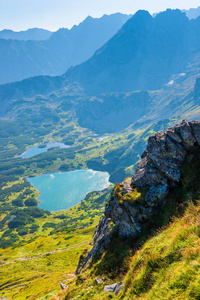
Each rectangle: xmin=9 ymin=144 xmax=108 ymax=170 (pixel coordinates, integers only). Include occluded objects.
xmin=0 ymin=0 xmax=200 ymax=31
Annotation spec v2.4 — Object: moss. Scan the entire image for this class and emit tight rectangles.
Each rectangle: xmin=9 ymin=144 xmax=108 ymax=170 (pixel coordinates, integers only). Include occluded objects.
xmin=123 ymin=177 xmax=132 ymax=183
xmin=123 ymin=189 xmax=142 ymax=205
xmin=115 ymin=184 xmax=122 ymax=194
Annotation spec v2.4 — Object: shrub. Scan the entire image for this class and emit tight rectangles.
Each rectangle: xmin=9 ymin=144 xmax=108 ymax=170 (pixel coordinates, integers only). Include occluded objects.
xmin=24 ymin=198 xmax=37 ymax=207
xmin=8 ymin=217 xmax=27 ymax=229
xmin=12 ymin=198 xmax=24 ymax=207
xmin=42 ymin=222 xmax=57 ymax=229
xmin=18 ymin=227 xmax=29 ymax=236
xmin=29 ymin=224 xmax=39 ymax=233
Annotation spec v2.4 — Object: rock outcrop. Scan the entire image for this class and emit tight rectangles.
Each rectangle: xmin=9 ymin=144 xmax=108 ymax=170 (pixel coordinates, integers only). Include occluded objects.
xmin=77 ymin=120 xmax=200 ymax=272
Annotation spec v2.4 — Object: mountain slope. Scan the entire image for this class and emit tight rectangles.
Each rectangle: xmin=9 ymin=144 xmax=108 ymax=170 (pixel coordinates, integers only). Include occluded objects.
xmin=77 ymin=120 xmax=200 ymax=271
xmin=65 ymin=9 xmax=200 ymax=95
xmin=0 ymin=13 xmax=131 ymax=84
xmin=55 ymin=120 xmax=200 ymax=300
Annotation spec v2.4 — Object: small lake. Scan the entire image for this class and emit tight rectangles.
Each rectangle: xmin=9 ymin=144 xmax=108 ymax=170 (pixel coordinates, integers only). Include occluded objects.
xmin=27 ymin=169 xmax=110 ymax=211
xmin=19 ymin=142 xmax=71 ymax=158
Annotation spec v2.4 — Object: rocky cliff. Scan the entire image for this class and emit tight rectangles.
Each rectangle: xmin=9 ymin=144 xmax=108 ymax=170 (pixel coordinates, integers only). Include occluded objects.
xmin=76 ymin=120 xmax=200 ymax=273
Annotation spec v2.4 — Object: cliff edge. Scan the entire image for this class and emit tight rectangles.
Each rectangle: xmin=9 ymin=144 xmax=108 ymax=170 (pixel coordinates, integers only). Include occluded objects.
xmin=76 ymin=120 xmax=200 ymax=274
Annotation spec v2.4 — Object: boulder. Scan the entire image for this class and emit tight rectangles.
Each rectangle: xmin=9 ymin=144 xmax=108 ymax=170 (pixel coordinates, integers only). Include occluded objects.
xmin=104 ymin=283 xmax=117 ymax=293
xmin=95 ymin=277 xmax=104 ymax=284
xmin=114 ymin=281 xmax=123 ymax=295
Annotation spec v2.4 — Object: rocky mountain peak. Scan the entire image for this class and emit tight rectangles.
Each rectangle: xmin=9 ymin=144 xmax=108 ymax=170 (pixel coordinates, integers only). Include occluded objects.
xmin=76 ymin=120 xmax=200 ymax=274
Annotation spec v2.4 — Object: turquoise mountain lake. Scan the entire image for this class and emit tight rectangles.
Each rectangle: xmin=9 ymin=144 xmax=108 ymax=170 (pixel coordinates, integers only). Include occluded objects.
xmin=27 ymin=170 xmax=110 ymax=211
xmin=19 ymin=142 xmax=71 ymax=158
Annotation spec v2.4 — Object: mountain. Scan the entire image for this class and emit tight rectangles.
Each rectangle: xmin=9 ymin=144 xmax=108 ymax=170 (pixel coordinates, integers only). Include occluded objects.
xmin=1 ymin=45 xmax=200 ymax=133
xmin=3 ymin=9 xmax=200 ymax=107
xmin=154 ymin=7 xmax=200 ymax=20
xmin=0 ymin=13 xmax=131 ymax=85
xmin=0 ymin=28 xmax=52 ymax=41
xmin=65 ymin=9 xmax=200 ymax=95
xmin=76 ymin=91 xmax=151 ymax=133
xmin=182 ymin=6 xmax=200 ymax=19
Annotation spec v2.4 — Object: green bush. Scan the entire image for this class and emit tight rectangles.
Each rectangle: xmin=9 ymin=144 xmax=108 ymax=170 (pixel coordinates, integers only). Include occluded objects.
xmin=24 ymin=198 xmax=37 ymax=207
xmin=18 ymin=227 xmax=29 ymax=236
xmin=12 ymin=198 xmax=24 ymax=207
xmin=29 ymin=224 xmax=39 ymax=233
xmin=8 ymin=217 xmax=27 ymax=229
xmin=42 ymin=222 xmax=57 ymax=229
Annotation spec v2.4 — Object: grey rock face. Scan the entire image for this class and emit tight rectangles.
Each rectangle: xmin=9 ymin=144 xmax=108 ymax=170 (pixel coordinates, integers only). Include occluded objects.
xmin=189 ymin=120 xmax=200 ymax=145
xmin=78 ymin=120 xmax=200 ymax=272
xmin=145 ymin=184 xmax=168 ymax=207
xmin=174 ymin=120 xmax=196 ymax=149
xmin=76 ymin=215 xmax=113 ymax=274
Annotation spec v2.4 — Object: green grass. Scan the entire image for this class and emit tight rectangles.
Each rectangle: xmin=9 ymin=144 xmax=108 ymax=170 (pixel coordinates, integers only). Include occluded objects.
xmin=121 ymin=201 xmax=200 ymax=300
xmin=0 ymin=186 xmax=113 ymax=300
xmin=57 ymin=149 xmax=200 ymax=300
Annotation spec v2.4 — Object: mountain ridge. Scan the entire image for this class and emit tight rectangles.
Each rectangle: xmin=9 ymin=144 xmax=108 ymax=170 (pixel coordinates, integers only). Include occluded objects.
xmin=0 ymin=13 xmax=131 ymax=85
xmin=0 ymin=28 xmax=52 ymax=41
xmin=65 ymin=9 xmax=200 ymax=95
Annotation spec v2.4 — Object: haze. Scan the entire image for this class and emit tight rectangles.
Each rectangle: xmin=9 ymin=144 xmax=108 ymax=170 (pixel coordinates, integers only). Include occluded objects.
xmin=0 ymin=0 xmax=200 ymax=31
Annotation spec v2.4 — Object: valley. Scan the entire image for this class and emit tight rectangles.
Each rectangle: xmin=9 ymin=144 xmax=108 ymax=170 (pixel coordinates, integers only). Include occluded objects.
xmin=1 ymin=7 xmax=200 ymax=300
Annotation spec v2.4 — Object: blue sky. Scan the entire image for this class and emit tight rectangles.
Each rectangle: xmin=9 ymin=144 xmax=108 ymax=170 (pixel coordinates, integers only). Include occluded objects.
xmin=0 ymin=0 xmax=200 ymax=31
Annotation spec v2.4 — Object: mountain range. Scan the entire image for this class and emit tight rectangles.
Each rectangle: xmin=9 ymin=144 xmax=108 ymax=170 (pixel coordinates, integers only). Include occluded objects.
xmin=0 ymin=13 xmax=131 ymax=85
xmin=1 ymin=9 xmax=200 ymax=133
xmin=2 ymin=9 xmax=200 ymax=98
xmin=0 ymin=28 xmax=52 ymax=41
xmin=65 ymin=9 xmax=200 ymax=94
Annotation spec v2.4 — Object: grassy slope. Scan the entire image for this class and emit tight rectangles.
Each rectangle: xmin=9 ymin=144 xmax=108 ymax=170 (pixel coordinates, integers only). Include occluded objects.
xmin=0 ymin=187 xmax=113 ymax=300
xmin=59 ymin=151 xmax=200 ymax=300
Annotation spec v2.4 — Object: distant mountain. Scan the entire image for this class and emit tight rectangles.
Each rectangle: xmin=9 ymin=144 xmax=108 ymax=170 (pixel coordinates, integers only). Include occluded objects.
xmin=0 ymin=13 xmax=131 ymax=84
xmin=2 ymin=9 xmax=200 ymax=112
xmin=76 ymin=91 xmax=150 ymax=133
xmin=154 ymin=7 xmax=200 ymax=20
xmin=65 ymin=9 xmax=200 ymax=94
xmin=182 ymin=6 xmax=200 ymax=19
xmin=0 ymin=28 xmax=52 ymax=41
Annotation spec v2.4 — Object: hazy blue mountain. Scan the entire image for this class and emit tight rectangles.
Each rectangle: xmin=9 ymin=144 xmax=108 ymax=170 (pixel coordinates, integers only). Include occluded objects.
xmin=65 ymin=9 xmax=200 ymax=94
xmin=182 ymin=6 xmax=200 ymax=19
xmin=2 ymin=8 xmax=200 ymax=123
xmin=1 ymin=45 xmax=200 ymax=137
xmin=0 ymin=28 xmax=52 ymax=41
xmin=154 ymin=7 xmax=200 ymax=20
xmin=76 ymin=91 xmax=150 ymax=133
xmin=0 ymin=13 xmax=131 ymax=84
